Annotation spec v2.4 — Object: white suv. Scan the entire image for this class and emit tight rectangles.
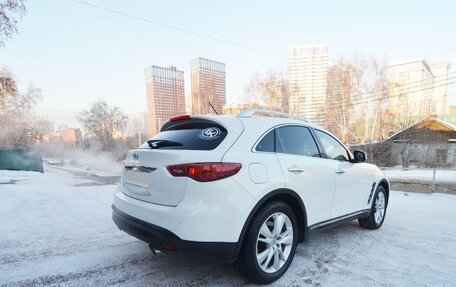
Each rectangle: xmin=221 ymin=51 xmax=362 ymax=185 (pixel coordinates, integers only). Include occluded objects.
xmin=112 ymin=110 xmax=389 ymax=283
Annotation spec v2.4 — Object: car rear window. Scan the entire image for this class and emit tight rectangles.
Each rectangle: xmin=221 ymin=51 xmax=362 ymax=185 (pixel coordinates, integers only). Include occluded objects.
xmin=140 ymin=125 xmax=227 ymax=150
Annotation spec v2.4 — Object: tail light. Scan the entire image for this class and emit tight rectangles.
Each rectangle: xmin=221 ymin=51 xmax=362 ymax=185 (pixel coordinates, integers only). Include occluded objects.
xmin=167 ymin=163 xmax=241 ymax=182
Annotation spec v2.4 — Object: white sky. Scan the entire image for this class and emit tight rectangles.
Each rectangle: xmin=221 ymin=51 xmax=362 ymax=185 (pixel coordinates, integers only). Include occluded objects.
xmin=1 ymin=0 xmax=455 ymax=127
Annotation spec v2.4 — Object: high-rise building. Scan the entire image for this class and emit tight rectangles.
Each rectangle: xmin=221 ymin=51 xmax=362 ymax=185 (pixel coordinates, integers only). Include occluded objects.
xmin=263 ymin=77 xmax=289 ymax=113
xmin=39 ymin=128 xmax=82 ymax=146
xmin=144 ymin=65 xmax=185 ymax=136
xmin=387 ymin=59 xmax=451 ymax=117
xmin=190 ymin=57 xmax=226 ymax=115
xmin=121 ymin=111 xmax=148 ymax=138
xmin=431 ymin=62 xmax=451 ymax=115
xmin=288 ymin=44 xmax=328 ymax=125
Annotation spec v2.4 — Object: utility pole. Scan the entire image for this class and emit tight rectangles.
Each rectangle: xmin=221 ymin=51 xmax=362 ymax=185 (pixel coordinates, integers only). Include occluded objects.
xmin=138 ymin=129 xmax=141 ymax=147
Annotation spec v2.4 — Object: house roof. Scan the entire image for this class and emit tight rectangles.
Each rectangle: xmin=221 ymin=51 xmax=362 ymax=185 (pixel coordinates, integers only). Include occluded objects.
xmin=387 ymin=115 xmax=456 ymax=141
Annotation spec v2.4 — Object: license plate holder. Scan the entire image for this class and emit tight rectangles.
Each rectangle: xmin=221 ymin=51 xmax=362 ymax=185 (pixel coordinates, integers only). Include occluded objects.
xmin=124 ymin=170 xmax=151 ymax=188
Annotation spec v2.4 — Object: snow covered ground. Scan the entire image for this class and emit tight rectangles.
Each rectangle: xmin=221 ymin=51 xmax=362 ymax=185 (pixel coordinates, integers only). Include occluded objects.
xmin=1 ymin=165 xmax=456 ymax=286
xmin=383 ymin=168 xmax=456 ymax=183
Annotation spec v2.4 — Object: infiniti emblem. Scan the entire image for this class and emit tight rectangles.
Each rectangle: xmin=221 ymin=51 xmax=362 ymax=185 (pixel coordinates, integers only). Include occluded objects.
xmin=132 ymin=153 xmax=139 ymax=161
xmin=198 ymin=127 xmax=221 ymax=140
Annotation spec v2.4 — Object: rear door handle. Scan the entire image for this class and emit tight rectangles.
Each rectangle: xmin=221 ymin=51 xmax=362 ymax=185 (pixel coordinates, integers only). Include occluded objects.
xmin=335 ymin=168 xmax=345 ymax=174
xmin=288 ymin=167 xmax=304 ymax=173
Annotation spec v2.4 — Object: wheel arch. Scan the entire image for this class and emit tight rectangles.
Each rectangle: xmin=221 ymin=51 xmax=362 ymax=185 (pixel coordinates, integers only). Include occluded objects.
xmin=378 ymin=179 xmax=390 ymax=206
xmin=233 ymin=188 xmax=308 ymax=261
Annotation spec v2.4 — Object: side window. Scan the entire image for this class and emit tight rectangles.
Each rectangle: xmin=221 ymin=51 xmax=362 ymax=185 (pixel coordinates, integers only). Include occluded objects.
xmin=275 ymin=126 xmax=320 ymax=157
xmin=315 ymin=130 xmax=350 ymax=161
xmin=256 ymin=130 xmax=275 ymax=152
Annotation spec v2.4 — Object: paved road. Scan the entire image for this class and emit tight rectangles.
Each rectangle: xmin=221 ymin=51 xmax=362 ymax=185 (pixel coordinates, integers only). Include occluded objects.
xmin=1 ymin=167 xmax=455 ymax=286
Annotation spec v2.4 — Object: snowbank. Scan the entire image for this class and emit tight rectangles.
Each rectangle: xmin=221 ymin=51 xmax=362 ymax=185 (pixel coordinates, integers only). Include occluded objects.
xmin=1 ymin=167 xmax=455 ymax=286
xmin=383 ymin=168 xmax=456 ymax=183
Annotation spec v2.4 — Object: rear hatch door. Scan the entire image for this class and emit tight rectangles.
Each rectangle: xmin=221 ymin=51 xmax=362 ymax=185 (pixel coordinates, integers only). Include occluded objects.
xmin=121 ymin=116 xmax=243 ymax=206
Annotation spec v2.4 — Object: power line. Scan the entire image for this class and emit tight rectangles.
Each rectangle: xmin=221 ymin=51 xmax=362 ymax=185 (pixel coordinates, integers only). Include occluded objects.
xmin=323 ymin=81 xmax=456 ymax=112
xmin=348 ymin=75 xmax=456 ymax=104
xmin=426 ymin=47 xmax=456 ymax=57
xmin=387 ymin=70 xmax=455 ymax=90
xmin=294 ymin=63 xmax=456 ymax=111
xmin=36 ymin=108 xmax=79 ymax=114
xmin=315 ymin=80 xmax=455 ymax=112
xmin=69 ymin=0 xmax=287 ymax=59
xmin=389 ymin=75 xmax=455 ymax=95
xmin=310 ymin=75 xmax=455 ymax=110
xmin=321 ymin=71 xmax=456 ymax=107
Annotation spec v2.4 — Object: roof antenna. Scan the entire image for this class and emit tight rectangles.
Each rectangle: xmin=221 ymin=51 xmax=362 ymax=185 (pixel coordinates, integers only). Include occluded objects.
xmin=208 ymin=101 xmax=219 ymax=115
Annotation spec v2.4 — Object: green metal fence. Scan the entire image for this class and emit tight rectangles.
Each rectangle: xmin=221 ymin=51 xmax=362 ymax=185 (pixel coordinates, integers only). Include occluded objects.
xmin=0 ymin=149 xmax=44 ymax=173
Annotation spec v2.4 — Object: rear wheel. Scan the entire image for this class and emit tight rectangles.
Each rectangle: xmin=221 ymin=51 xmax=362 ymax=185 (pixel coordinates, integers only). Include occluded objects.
xmin=358 ymin=186 xmax=387 ymax=229
xmin=236 ymin=201 xmax=298 ymax=284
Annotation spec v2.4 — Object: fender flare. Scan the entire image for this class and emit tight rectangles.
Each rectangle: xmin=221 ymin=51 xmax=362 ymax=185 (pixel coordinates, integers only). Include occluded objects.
xmin=377 ymin=179 xmax=390 ymax=205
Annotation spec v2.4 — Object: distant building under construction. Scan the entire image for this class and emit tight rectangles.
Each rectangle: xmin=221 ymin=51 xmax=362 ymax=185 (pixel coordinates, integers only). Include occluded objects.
xmin=39 ymin=128 xmax=82 ymax=147
xmin=190 ymin=57 xmax=226 ymax=115
xmin=144 ymin=65 xmax=186 ymax=136
xmin=387 ymin=59 xmax=451 ymax=117
xmin=288 ymin=44 xmax=328 ymax=126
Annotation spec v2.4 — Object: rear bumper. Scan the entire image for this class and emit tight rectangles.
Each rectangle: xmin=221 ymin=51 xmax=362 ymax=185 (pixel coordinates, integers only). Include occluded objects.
xmin=112 ymin=205 xmax=238 ymax=263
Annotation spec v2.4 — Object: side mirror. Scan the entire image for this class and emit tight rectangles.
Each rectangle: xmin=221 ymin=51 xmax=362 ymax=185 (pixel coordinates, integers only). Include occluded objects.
xmin=352 ymin=150 xmax=367 ymax=163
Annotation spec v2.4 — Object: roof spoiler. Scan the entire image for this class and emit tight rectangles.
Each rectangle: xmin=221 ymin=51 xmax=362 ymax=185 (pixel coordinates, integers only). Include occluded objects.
xmin=160 ymin=115 xmax=226 ymax=132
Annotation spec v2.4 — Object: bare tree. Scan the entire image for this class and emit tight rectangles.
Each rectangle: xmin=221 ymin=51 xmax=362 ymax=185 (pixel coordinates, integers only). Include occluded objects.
xmin=385 ymin=80 xmax=420 ymax=134
xmin=242 ymin=71 xmax=265 ymax=105
xmin=242 ymin=70 xmax=289 ymax=113
xmin=0 ymin=0 xmax=26 ymax=47
xmin=0 ymin=67 xmax=42 ymax=149
xmin=78 ymin=100 xmax=127 ymax=151
xmin=325 ymin=61 xmax=356 ymax=142
xmin=263 ymin=71 xmax=288 ymax=112
xmin=352 ymin=56 xmax=390 ymax=142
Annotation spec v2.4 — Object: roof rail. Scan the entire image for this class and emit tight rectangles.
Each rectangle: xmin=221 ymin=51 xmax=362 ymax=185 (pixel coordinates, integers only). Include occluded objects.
xmin=236 ymin=109 xmax=309 ymax=122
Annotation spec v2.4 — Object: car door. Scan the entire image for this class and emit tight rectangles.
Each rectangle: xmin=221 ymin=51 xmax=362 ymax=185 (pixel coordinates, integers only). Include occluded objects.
xmin=314 ymin=129 xmax=373 ymax=218
xmin=274 ymin=125 xmax=336 ymax=226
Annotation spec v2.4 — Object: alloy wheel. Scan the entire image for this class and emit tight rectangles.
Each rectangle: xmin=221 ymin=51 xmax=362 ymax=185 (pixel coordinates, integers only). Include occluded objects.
xmin=374 ymin=191 xmax=386 ymax=224
xmin=255 ymin=212 xmax=294 ymax=273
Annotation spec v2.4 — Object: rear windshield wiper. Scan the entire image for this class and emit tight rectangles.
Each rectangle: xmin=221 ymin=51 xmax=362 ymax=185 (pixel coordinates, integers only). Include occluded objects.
xmin=147 ymin=139 xmax=183 ymax=149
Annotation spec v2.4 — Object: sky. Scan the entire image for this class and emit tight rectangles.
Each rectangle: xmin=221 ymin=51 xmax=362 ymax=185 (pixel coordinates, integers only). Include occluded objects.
xmin=1 ymin=0 xmax=456 ymax=127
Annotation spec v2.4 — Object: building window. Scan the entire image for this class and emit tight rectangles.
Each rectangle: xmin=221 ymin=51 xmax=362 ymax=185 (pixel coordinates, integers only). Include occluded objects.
xmin=435 ymin=149 xmax=447 ymax=165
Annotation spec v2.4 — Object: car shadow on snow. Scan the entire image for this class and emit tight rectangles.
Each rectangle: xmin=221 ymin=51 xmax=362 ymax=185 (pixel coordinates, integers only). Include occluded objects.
xmin=117 ymin=246 xmax=247 ymax=286
xmin=119 ymin=221 xmax=366 ymax=286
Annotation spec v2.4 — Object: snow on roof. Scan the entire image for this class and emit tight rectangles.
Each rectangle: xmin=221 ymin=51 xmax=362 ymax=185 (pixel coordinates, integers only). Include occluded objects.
xmin=387 ymin=116 xmax=456 ymax=141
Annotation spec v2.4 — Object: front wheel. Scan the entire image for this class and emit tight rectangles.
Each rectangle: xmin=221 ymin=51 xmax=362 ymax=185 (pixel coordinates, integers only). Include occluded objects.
xmin=359 ymin=186 xmax=388 ymax=229
xmin=236 ymin=201 xmax=298 ymax=284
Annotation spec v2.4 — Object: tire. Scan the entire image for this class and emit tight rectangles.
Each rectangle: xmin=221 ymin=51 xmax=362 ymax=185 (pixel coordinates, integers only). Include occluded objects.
xmin=235 ymin=201 xmax=298 ymax=284
xmin=358 ymin=185 xmax=388 ymax=229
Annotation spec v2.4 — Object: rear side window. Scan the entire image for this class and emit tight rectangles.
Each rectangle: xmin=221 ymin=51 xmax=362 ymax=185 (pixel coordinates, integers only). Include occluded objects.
xmin=276 ymin=126 xmax=320 ymax=157
xmin=256 ymin=130 xmax=275 ymax=152
xmin=140 ymin=125 xmax=227 ymax=150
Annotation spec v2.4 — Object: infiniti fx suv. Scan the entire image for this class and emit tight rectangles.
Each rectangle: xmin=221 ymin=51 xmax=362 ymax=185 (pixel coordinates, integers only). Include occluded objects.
xmin=112 ymin=109 xmax=389 ymax=283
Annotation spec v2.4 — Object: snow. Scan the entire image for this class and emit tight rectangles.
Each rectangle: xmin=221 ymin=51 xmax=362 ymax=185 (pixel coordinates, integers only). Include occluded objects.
xmin=383 ymin=168 xmax=456 ymax=183
xmin=42 ymin=154 xmax=123 ymax=177
xmin=1 ymin=166 xmax=456 ymax=286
